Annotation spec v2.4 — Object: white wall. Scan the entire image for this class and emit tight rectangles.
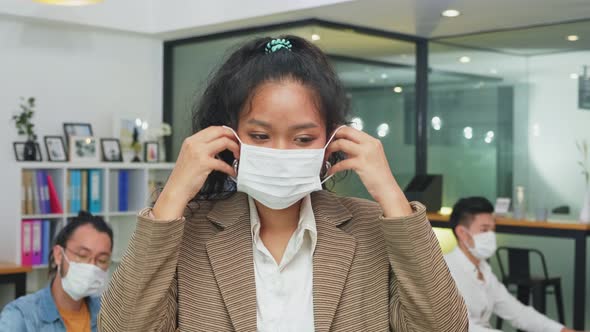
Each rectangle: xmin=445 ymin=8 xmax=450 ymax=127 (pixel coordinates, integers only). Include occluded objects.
xmin=0 ymin=16 xmax=162 ymax=306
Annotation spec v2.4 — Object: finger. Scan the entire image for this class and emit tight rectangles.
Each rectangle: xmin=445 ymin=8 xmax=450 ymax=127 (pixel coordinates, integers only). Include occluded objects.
xmin=332 ymin=126 xmax=366 ymax=144
xmin=197 ymin=126 xmax=238 ymax=144
xmin=328 ymin=159 xmax=357 ymax=175
xmin=325 ymin=139 xmax=362 ymax=159
xmin=208 ymin=158 xmax=236 ymax=177
xmin=206 ymin=137 xmax=240 ymax=159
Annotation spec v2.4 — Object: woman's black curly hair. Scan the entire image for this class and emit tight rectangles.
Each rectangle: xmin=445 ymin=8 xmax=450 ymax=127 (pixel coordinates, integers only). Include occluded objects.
xmin=192 ymin=35 xmax=350 ymax=200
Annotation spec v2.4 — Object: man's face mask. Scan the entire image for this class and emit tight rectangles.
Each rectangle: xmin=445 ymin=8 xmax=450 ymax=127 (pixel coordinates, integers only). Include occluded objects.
xmin=224 ymin=126 xmax=344 ymax=210
xmin=59 ymin=247 xmax=108 ymax=301
xmin=465 ymin=230 xmax=497 ymax=260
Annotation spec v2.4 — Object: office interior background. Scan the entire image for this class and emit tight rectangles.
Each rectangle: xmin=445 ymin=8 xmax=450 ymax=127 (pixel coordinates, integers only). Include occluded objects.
xmin=1 ymin=0 xmax=589 ymax=330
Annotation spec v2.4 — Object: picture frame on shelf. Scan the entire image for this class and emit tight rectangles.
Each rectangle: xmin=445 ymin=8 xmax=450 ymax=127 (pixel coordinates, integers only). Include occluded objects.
xmin=44 ymin=136 xmax=67 ymax=162
xmin=69 ymin=136 xmax=99 ymax=162
xmin=63 ymin=123 xmax=93 ymax=146
xmin=13 ymin=142 xmax=42 ymax=161
xmin=144 ymin=141 xmax=159 ymax=163
xmin=100 ymin=138 xmax=123 ymax=162
xmin=113 ymin=115 xmax=148 ymax=162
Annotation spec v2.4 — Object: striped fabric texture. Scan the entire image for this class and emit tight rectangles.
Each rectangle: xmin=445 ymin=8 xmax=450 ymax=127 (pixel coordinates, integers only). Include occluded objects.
xmin=98 ymin=191 xmax=468 ymax=332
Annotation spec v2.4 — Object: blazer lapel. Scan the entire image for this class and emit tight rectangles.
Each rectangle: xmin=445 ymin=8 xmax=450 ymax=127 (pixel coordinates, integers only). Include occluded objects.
xmin=205 ymin=193 xmax=257 ymax=332
xmin=311 ymin=191 xmax=356 ymax=332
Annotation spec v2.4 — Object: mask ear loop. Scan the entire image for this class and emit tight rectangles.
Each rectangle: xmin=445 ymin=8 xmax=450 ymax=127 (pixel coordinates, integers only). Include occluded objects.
xmin=321 ymin=125 xmax=347 ymax=184
xmin=222 ymin=126 xmax=242 ymax=183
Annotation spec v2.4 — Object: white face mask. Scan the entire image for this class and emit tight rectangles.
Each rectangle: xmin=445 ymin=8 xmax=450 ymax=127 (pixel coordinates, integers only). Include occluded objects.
xmin=224 ymin=126 xmax=343 ymax=210
xmin=466 ymin=231 xmax=497 ymax=260
xmin=60 ymin=248 xmax=108 ymax=301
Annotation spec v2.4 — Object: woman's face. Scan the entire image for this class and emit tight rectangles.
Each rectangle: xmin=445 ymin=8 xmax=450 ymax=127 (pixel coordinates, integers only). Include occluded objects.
xmin=237 ymin=80 xmax=327 ymax=149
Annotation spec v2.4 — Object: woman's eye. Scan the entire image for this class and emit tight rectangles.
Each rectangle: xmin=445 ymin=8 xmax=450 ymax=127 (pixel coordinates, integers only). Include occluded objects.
xmin=295 ymin=136 xmax=315 ymax=144
xmin=249 ymin=133 xmax=269 ymax=141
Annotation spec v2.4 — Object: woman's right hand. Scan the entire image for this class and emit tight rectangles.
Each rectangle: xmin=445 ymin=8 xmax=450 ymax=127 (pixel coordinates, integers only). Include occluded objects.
xmin=152 ymin=126 xmax=240 ymax=220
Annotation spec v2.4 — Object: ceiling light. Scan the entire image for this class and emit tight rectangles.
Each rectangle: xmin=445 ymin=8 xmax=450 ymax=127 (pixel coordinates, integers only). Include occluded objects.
xmin=381 ymin=73 xmax=388 ymax=79
xmin=33 ymin=0 xmax=103 ymax=5
xmin=351 ymin=117 xmax=364 ymax=131
xmin=311 ymin=34 xmax=321 ymax=41
xmin=393 ymin=86 xmax=403 ymax=93
xmin=486 ymin=130 xmax=495 ymax=138
xmin=459 ymin=56 xmax=471 ymax=63
xmin=484 ymin=136 xmax=493 ymax=144
xmin=570 ymin=73 xmax=579 ymax=79
xmin=441 ymin=9 xmax=461 ymax=17
xmin=567 ymin=35 xmax=579 ymax=42
xmin=377 ymin=123 xmax=390 ymax=138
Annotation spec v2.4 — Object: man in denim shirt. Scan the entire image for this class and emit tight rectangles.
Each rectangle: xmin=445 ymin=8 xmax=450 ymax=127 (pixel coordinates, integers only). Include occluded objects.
xmin=0 ymin=212 xmax=113 ymax=331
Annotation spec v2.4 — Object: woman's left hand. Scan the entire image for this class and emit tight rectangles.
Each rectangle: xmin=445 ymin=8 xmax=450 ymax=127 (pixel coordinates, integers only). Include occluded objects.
xmin=325 ymin=126 xmax=412 ymax=218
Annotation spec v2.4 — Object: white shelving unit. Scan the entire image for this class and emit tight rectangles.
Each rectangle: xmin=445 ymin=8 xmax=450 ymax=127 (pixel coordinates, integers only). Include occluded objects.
xmin=2 ymin=162 xmax=174 ymax=293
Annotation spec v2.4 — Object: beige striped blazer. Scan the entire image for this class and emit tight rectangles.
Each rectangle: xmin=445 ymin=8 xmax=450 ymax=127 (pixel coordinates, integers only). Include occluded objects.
xmin=98 ymin=191 xmax=468 ymax=331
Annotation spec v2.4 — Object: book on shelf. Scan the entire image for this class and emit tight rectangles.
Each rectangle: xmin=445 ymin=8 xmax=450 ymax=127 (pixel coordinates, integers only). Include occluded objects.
xmin=21 ymin=171 xmax=63 ymax=216
xmin=88 ymin=169 xmax=102 ymax=214
xmin=118 ymin=170 xmax=129 ymax=211
xmin=21 ymin=220 xmax=32 ymax=266
xmin=22 ymin=219 xmax=58 ymax=267
xmin=47 ymin=174 xmax=63 ymax=214
xmin=67 ymin=169 xmax=102 ymax=215
xmin=81 ymin=170 xmax=88 ymax=212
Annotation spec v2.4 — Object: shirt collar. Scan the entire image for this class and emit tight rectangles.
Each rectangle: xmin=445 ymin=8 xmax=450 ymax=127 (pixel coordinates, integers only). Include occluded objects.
xmin=39 ymin=282 xmax=101 ymax=328
xmin=449 ymin=247 xmax=490 ymax=277
xmin=39 ymin=284 xmax=60 ymax=323
xmin=248 ymin=195 xmax=317 ymax=254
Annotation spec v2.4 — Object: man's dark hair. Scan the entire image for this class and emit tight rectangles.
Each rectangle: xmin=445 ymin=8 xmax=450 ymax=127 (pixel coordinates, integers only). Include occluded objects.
xmin=48 ymin=211 xmax=113 ymax=277
xmin=449 ymin=197 xmax=494 ymax=236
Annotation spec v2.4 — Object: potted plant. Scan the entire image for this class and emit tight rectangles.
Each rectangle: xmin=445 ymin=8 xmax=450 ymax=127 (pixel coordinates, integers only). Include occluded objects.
xmin=12 ymin=97 xmax=38 ymax=161
xmin=578 ymin=139 xmax=590 ymax=223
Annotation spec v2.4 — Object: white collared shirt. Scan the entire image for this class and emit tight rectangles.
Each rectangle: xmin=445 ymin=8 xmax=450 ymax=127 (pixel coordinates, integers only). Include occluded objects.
xmin=444 ymin=248 xmax=564 ymax=332
xmin=249 ymin=195 xmax=317 ymax=332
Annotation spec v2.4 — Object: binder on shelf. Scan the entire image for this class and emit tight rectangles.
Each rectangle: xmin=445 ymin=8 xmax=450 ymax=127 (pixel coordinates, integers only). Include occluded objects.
xmin=41 ymin=220 xmax=51 ymax=265
xmin=81 ymin=170 xmax=88 ymax=211
xmin=24 ymin=171 xmax=34 ymax=215
xmin=47 ymin=173 xmax=63 ymax=214
xmin=21 ymin=220 xmax=32 ymax=266
xmin=118 ymin=170 xmax=129 ymax=211
xmin=70 ymin=170 xmax=81 ymax=214
xmin=31 ymin=220 xmax=42 ymax=265
xmin=31 ymin=171 xmax=40 ymax=214
xmin=88 ymin=170 xmax=102 ymax=214
xmin=21 ymin=172 xmax=26 ymax=214
xmin=39 ymin=171 xmax=51 ymax=214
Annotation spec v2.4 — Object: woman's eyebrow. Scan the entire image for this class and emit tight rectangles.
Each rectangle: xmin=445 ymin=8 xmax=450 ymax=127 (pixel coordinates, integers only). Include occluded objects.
xmin=289 ymin=123 xmax=318 ymax=130
xmin=247 ymin=119 xmax=271 ymax=128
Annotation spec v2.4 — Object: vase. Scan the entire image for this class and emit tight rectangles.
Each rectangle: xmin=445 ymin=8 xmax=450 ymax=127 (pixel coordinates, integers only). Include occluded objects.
xmin=23 ymin=140 xmax=37 ymax=161
xmin=580 ymin=187 xmax=590 ymax=223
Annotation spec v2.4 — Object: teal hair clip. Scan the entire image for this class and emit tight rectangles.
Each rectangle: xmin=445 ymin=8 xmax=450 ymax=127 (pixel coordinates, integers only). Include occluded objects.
xmin=265 ymin=38 xmax=292 ymax=54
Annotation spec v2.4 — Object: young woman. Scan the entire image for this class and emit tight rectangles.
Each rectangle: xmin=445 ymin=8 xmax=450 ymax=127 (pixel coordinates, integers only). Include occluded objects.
xmin=99 ymin=36 xmax=468 ymax=332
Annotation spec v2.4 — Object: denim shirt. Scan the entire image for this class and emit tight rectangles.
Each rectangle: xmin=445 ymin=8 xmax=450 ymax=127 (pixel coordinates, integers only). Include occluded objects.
xmin=0 ymin=284 xmax=100 ymax=332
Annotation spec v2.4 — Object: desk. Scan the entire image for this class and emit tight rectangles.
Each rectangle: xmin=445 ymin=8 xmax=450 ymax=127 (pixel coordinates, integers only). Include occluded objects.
xmin=427 ymin=213 xmax=590 ymax=330
xmin=0 ymin=263 xmax=31 ymax=299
